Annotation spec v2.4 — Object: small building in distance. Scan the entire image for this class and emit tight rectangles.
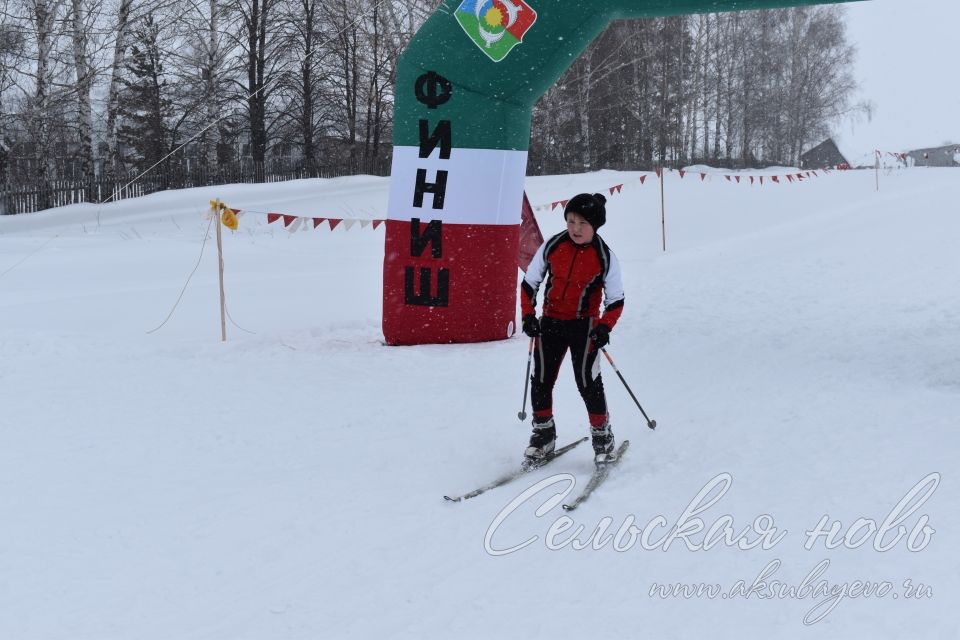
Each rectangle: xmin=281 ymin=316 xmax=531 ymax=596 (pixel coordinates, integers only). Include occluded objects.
xmin=907 ymin=144 xmax=960 ymax=168
xmin=800 ymin=138 xmax=849 ymax=170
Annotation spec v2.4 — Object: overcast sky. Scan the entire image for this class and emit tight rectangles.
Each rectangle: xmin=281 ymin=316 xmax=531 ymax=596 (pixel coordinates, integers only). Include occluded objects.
xmin=838 ymin=0 xmax=959 ymax=161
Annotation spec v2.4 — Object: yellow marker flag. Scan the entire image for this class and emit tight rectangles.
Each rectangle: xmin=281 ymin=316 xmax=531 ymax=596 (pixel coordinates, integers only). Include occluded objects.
xmin=221 ymin=208 xmax=238 ymax=230
xmin=209 ymin=200 xmax=239 ymax=230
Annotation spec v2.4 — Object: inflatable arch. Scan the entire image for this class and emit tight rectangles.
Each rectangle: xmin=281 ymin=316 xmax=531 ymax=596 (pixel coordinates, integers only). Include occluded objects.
xmin=383 ymin=0 xmax=859 ymax=345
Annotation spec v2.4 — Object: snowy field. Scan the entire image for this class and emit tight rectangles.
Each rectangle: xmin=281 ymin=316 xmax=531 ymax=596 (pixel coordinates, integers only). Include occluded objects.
xmin=1 ymin=166 xmax=958 ymax=639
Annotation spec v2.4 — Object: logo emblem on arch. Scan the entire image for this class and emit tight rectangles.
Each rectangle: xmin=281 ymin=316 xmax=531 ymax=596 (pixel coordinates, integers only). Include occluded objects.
xmin=455 ymin=0 xmax=537 ymax=62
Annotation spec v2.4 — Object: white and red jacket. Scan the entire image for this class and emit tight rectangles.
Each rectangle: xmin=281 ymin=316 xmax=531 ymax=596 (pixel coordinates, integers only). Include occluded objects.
xmin=520 ymin=232 xmax=625 ymax=330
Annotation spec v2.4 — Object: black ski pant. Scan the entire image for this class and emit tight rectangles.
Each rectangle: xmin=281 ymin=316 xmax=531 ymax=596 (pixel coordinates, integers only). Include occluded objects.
xmin=531 ymin=316 xmax=608 ymax=426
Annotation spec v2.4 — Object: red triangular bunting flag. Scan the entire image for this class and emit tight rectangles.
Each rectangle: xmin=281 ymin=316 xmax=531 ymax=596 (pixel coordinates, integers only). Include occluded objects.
xmin=313 ymin=218 xmax=326 ymax=228
xmin=551 ymin=201 xmax=561 ymax=211
xmin=786 ymin=175 xmax=794 ymax=182
xmin=812 ymin=171 xmax=818 ymax=177
xmin=639 ymin=175 xmax=647 ymax=184
xmin=771 ymin=176 xmax=780 ymax=183
xmin=700 ymin=173 xmax=707 ymax=181
xmin=328 ymin=218 xmax=342 ymax=230
xmin=735 ymin=176 xmax=741 ymax=184
xmin=679 ymin=170 xmax=686 ymax=178
xmin=725 ymin=175 xmax=731 ymax=182
xmin=749 ymin=176 xmax=754 ymax=185
xmin=373 ymin=220 xmax=384 ymax=229
xmin=560 ymin=199 xmax=569 ymax=209
xmin=267 ymin=213 xmax=281 ymax=224
xmin=282 ymin=215 xmax=296 ymax=227
xmin=796 ymin=173 xmax=803 ymax=180
xmin=616 ymin=184 xmax=623 ymax=193
xmin=518 ymin=192 xmax=544 ymax=273
xmin=655 ymin=168 xmax=662 ymax=178
xmin=760 ymin=176 xmax=765 ymax=185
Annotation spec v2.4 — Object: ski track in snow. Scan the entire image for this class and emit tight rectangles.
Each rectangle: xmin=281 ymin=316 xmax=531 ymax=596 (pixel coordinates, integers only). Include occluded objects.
xmin=1 ymin=168 xmax=958 ymax=639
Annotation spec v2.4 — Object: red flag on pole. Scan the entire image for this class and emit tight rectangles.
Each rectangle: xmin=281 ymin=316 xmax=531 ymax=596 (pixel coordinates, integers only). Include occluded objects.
xmin=518 ymin=192 xmax=544 ymax=273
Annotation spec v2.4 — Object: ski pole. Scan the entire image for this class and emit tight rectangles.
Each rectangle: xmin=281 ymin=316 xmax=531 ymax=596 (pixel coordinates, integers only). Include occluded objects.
xmin=600 ymin=347 xmax=657 ymax=429
xmin=518 ymin=337 xmax=535 ymax=421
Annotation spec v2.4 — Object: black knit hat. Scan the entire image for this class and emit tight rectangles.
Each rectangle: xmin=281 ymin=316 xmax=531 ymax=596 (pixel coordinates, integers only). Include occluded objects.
xmin=564 ymin=193 xmax=607 ymax=230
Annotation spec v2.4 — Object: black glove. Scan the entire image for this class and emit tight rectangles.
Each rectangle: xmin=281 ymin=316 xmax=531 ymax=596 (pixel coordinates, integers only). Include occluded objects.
xmin=522 ymin=314 xmax=540 ymax=338
xmin=589 ymin=324 xmax=610 ymax=348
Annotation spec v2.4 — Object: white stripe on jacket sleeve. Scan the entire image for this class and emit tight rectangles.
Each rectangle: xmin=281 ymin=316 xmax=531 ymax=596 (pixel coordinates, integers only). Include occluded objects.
xmin=604 ymin=249 xmax=625 ymax=307
xmin=523 ymin=240 xmax=549 ymax=291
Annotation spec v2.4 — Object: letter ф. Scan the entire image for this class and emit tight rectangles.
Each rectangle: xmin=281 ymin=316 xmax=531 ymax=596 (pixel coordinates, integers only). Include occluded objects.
xmin=414 ymin=71 xmax=453 ymax=109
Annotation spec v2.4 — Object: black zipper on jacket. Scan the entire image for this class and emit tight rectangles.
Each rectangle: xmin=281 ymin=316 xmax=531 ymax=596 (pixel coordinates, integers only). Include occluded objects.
xmin=559 ymin=244 xmax=583 ymax=303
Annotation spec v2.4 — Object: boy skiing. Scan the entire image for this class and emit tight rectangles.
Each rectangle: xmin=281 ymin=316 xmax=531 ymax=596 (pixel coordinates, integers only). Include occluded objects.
xmin=520 ymin=193 xmax=625 ymax=464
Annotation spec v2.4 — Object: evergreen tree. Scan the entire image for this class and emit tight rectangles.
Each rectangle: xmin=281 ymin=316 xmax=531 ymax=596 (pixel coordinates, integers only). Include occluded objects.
xmin=117 ymin=13 xmax=173 ymax=180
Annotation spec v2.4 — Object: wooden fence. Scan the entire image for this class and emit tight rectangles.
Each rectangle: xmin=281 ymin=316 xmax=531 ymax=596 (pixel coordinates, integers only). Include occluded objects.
xmin=0 ymin=157 xmax=391 ymax=215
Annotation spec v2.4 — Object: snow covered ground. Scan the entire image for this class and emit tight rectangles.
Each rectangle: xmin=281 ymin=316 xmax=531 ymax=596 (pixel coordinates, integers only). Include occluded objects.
xmin=1 ymin=166 xmax=958 ymax=639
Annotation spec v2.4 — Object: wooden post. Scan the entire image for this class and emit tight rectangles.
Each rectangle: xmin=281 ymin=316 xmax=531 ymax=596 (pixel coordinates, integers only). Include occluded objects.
xmin=214 ymin=198 xmax=227 ymax=342
xmin=875 ymin=151 xmax=880 ymax=192
xmin=659 ymin=166 xmax=666 ymax=252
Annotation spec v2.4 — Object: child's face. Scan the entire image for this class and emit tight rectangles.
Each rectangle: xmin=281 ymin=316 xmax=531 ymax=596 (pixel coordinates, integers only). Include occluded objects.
xmin=565 ymin=211 xmax=595 ymax=245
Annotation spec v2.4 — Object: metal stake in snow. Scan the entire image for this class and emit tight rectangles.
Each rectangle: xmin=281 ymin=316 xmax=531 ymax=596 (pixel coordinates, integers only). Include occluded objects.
xmin=214 ymin=198 xmax=227 ymax=342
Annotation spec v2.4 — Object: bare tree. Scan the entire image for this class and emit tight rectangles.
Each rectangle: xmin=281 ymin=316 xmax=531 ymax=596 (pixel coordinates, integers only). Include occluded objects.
xmin=227 ymin=0 xmax=282 ymax=177
xmin=22 ymin=0 xmax=67 ymax=206
xmin=67 ymin=0 xmax=97 ymax=191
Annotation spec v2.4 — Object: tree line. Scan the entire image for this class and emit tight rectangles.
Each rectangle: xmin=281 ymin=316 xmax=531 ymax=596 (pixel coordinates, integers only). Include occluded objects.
xmin=0 ymin=0 xmax=859 ymax=211
xmin=530 ymin=7 xmax=860 ymax=174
